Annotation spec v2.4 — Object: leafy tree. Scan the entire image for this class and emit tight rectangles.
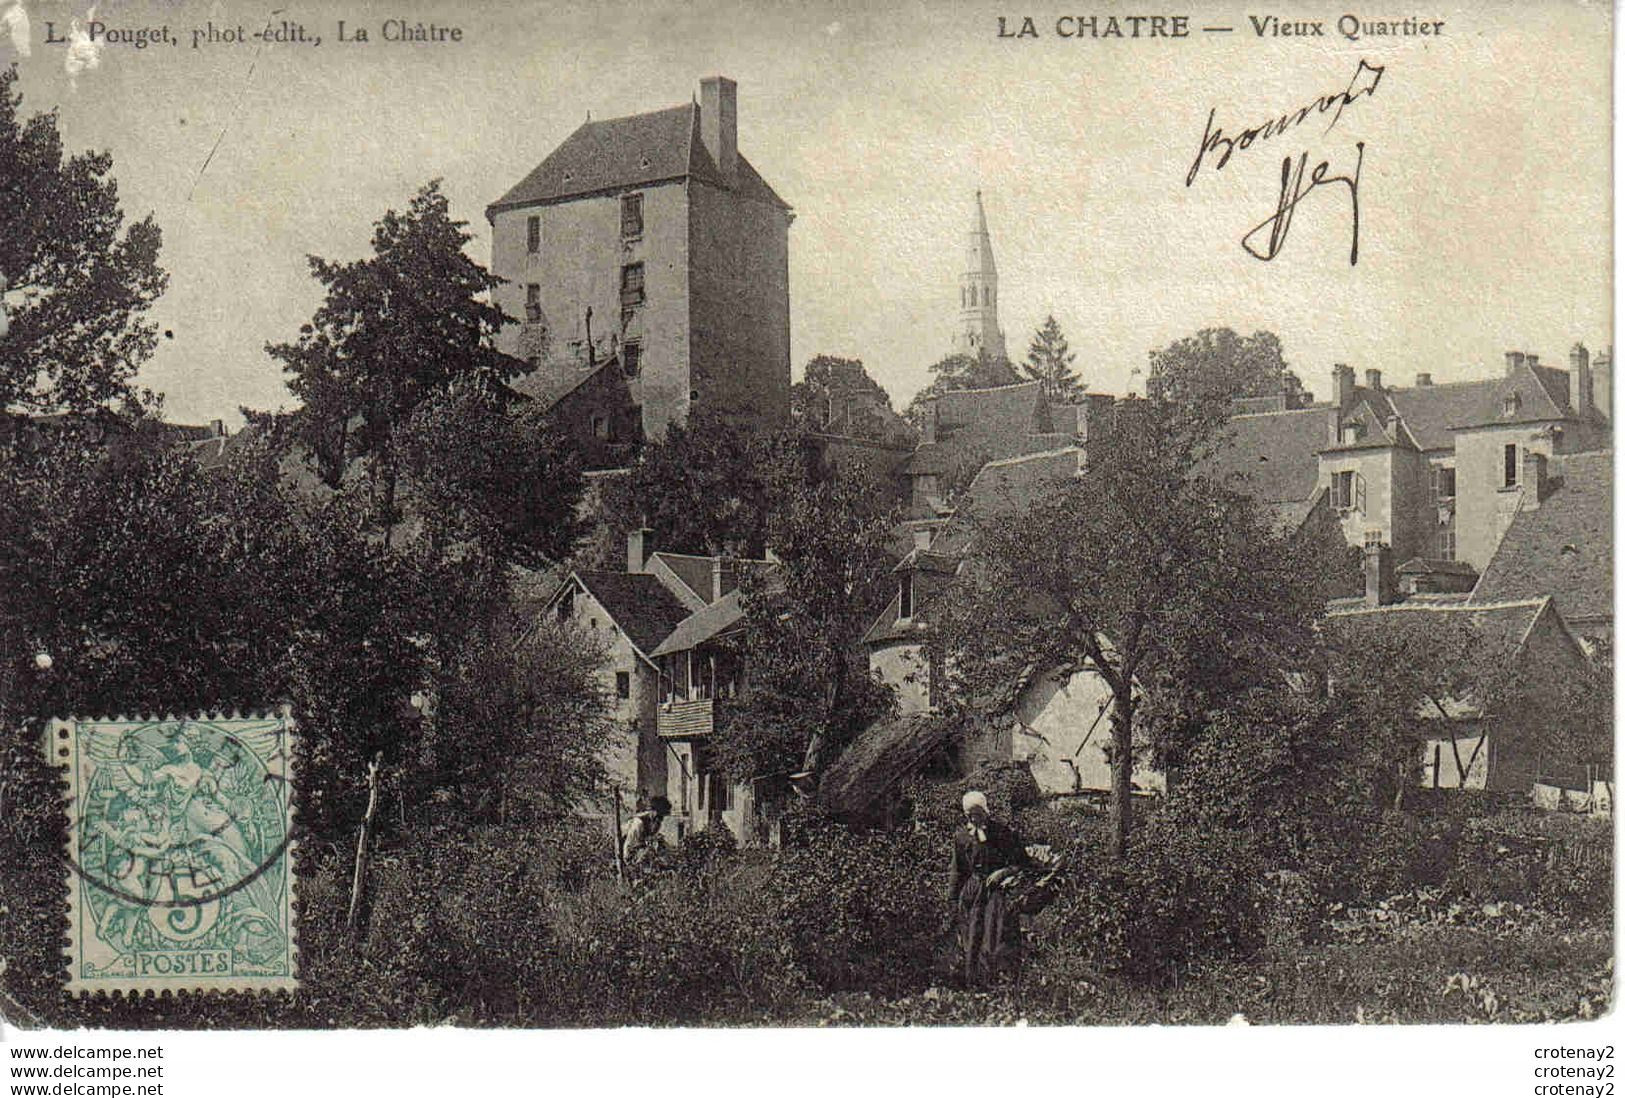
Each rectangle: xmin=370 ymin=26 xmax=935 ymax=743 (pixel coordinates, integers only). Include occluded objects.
xmin=932 ymin=396 xmax=1321 ymax=859
xmin=267 ymin=181 xmax=520 ymax=533
xmin=903 ymin=352 xmax=1022 ymax=426
xmin=393 ymin=377 xmax=585 ymax=569
xmin=712 ymin=466 xmax=899 ymax=784
xmin=0 ymin=66 xmax=168 ymax=415
xmin=791 ymin=354 xmax=912 ymax=445
xmin=593 ymin=406 xmax=799 ymax=560
xmin=1147 ymin=328 xmax=1310 ymax=410
xmin=1022 ymin=315 xmax=1084 ymax=403
xmin=1321 ymin=609 xmax=1608 ymax=809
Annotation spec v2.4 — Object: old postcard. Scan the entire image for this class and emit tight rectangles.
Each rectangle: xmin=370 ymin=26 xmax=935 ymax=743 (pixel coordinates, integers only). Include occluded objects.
xmin=0 ymin=0 xmax=1613 ymax=1074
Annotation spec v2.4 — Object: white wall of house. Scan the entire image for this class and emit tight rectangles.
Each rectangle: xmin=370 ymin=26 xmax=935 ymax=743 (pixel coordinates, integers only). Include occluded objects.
xmin=1011 ymin=668 xmax=1165 ymax=796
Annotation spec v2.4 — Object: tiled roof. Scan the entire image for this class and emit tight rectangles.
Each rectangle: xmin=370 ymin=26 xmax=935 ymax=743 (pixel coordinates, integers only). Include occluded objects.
xmin=1471 ymin=449 xmax=1613 ymax=626
xmin=935 ymin=381 xmax=1043 ymax=445
xmin=1384 ymin=379 xmax=1502 ymax=451
xmin=572 ymin=571 xmax=693 ymax=657
xmin=487 ymin=103 xmax=787 ymax=215
xmin=649 ymin=552 xmax=716 ymax=604
xmin=1207 ymin=406 xmax=1328 ymax=505
xmin=511 ymin=358 xmax=616 ymax=411
xmin=650 ymin=591 xmax=745 ymax=657
xmin=1449 ymin=363 xmax=1572 ymax=431
xmin=1397 ymin=558 xmax=1479 ymax=576
xmin=960 ymin=448 xmax=1080 ymax=521
xmin=1324 ymin=597 xmax=1551 ymax=654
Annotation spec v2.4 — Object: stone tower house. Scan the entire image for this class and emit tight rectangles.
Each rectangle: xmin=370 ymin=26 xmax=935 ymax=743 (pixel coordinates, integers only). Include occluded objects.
xmin=952 ymin=190 xmax=1007 ymax=362
xmin=486 ymin=77 xmax=793 ymax=441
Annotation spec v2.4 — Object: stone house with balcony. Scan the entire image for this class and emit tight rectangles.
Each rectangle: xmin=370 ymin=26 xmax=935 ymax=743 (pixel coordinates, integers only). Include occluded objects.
xmin=486 ymin=76 xmax=792 ymax=447
xmin=542 ymin=530 xmax=772 ymax=844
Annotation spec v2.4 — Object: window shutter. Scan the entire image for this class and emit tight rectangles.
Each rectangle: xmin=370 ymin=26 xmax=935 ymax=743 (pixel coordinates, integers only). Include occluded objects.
xmin=1355 ymin=472 xmax=1366 ymax=514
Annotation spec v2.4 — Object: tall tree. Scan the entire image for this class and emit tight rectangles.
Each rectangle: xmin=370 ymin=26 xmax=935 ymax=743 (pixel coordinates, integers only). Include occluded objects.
xmin=711 ymin=465 xmax=899 ymax=784
xmin=0 ymin=66 xmax=168 ymax=415
xmin=1147 ymin=328 xmax=1310 ymax=409
xmin=1022 ymin=315 xmax=1084 ymax=403
xmin=394 ymin=377 xmax=585 ymax=569
xmin=593 ymin=406 xmax=797 ymax=560
xmin=933 ymin=395 xmax=1321 ymax=859
xmin=267 ymin=181 xmax=520 ymax=530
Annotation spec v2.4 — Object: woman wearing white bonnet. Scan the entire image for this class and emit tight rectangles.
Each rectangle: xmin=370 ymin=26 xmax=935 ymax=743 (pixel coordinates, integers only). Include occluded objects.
xmin=947 ymin=787 xmax=1035 ymax=986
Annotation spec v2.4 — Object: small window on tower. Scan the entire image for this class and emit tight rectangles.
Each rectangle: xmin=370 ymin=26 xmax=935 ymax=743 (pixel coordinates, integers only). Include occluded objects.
xmin=623 ymin=340 xmax=642 ymax=378
xmin=616 ymin=672 xmax=630 ymax=700
xmin=526 ymin=215 xmax=541 ymax=255
xmin=982 ymin=286 xmax=990 ymax=306
xmin=621 ymin=193 xmax=644 ymax=239
xmin=525 ymin=284 xmax=541 ymax=323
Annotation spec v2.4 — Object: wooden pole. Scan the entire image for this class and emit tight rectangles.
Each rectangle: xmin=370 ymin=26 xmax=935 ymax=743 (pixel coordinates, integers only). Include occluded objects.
xmin=348 ymin=752 xmax=383 ymax=937
xmin=612 ymin=788 xmax=627 ymax=885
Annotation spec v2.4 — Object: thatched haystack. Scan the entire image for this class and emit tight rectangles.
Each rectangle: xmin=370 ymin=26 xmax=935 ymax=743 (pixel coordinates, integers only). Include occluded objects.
xmin=817 ymin=712 xmax=961 ymax=826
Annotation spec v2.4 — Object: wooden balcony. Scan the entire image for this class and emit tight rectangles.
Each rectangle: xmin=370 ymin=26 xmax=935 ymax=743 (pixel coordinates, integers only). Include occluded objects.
xmin=657 ymin=697 xmax=715 ymax=739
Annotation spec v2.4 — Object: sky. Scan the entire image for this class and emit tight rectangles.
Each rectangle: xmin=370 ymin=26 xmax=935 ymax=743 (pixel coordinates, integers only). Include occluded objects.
xmin=0 ymin=0 xmax=1611 ymax=425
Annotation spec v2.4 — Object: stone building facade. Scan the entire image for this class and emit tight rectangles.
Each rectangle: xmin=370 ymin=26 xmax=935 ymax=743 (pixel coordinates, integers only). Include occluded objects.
xmin=486 ymin=77 xmax=793 ymax=442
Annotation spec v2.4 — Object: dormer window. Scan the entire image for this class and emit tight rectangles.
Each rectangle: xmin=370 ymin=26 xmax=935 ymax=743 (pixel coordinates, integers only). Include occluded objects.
xmin=1502 ymin=392 xmax=1521 ymax=418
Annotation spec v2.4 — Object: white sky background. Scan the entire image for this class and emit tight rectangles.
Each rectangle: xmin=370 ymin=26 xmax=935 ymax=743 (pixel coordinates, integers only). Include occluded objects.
xmin=0 ymin=0 xmax=1611 ymax=425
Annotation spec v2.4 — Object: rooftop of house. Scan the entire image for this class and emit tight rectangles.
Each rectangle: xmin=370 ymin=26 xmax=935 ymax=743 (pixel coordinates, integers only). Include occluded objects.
xmin=1471 ymin=449 xmax=1613 ymax=626
xmin=1207 ymin=405 xmax=1329 ymax=506
xmin=487 ymin=102 xmax=788 ymax=216
xmin=649 ymin=590 xmax=745 ymax=658
xmin=570 ymin=570 xmax=694 ymax=657
xmin=1323 ymin=596 xmax=1560 ymax=655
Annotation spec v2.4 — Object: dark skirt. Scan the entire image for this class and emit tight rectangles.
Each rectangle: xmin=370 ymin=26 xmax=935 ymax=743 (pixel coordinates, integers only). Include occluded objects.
xmin=956 ymin=875 xmax=1021 ymax=985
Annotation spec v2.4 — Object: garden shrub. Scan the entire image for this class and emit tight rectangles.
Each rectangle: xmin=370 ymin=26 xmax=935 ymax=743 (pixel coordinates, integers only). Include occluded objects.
xmin=1048 ymin=816 xmax=1266 ymax=986
xmin=766 ymin=807 xmax=948 ymax=995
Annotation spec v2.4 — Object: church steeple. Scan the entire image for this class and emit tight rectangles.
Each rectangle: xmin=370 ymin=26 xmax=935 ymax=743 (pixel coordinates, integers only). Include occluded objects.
xmin=953 ymin=189 xmax=1006 ymax=362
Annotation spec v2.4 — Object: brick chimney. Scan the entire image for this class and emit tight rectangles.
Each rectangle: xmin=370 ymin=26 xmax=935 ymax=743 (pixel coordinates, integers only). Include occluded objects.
xmin=1570 ymin=342 xmax=1594 ymax=418
xmin=1364 ymin=368 xmax=1382 ymax=391
xmin=1521 ymin=451 xmax=1548 ymax=510
xmin=1415 ymin=373 xmax=1432 ymax=387
xmin=1362 ymin=542 xmax=1396 ymax=608
xmin=1526 ymin=352 xmax=1540 ymax=369
xmin=699 ymin=77 xmax=738 ymax=185
xmin=209 ymin=418 xmax=226 ymax=438
xmin=1332 ymin=363 xmax=1355 ymax=409
xmin=1505 ymin=350 xmax=1526 ymax=377
xmin=627 ymin=528 xmax=655 ymax=574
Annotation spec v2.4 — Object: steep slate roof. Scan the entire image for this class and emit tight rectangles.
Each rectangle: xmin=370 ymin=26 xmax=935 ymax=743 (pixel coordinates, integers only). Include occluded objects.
xmin=572 ymin=571 xmax=692 ymax=657
xmin=1471 ymin=449 xmax=1613 ymax=626
xmin=1385 ymin=379 xmax=1502 ymax=451
xmin=649 ymin=552 xmax=717 ymax=605
xmin=487 ymin=103 xmax=788 ymax=216
xmin=934 ymin=381 xmax=1044 ymax=452
xmin=1450 ymin=362 xmax=1573 ymax=430
xmin=1207 ymin=406 xmax=1328 ymax=505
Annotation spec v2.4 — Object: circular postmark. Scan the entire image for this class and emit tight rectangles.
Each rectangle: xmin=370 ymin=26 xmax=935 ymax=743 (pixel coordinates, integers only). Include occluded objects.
xmin=68 ymin=719 xmax=292 ymax=971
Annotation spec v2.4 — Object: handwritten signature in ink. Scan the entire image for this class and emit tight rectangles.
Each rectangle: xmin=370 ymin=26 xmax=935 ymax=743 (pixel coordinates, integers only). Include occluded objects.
xmin=1241 ymin=143 xmax=1364 ymax=266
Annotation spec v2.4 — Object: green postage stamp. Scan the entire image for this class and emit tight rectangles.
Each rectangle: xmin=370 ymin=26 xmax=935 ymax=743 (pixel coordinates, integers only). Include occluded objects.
xmin=49 ymin=713 xmax=298 ymax=995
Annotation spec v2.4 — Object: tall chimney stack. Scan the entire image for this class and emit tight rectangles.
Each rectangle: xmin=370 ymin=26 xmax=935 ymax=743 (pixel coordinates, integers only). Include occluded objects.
xmin=1505 ymin=350 xmax=1525 ymax=377
xmin=627 ymin=528 xmax=655 ymax=574
xmin=699 ymin=77 xmax=738 ymax=185
xmin=1362 ymin=542 xmax=1396 ymax=608
xmin=1364 ymin=368 xmax=1382 ymax=391
xmin=1332 ymin=363 xmax=1355 ymax=410
xmin=1570 ymin=342 xmax=1594 ymax=418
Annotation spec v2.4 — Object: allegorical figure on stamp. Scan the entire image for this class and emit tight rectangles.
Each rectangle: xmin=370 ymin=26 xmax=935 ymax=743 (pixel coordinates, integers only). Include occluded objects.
xmin=70 ymin=718 xmax=295 ymax=986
